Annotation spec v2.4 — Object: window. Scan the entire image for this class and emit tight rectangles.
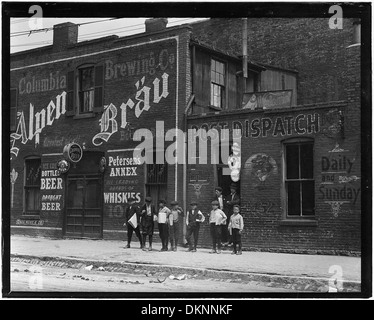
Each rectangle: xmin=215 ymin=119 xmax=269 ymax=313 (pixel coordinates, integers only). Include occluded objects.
xmin=145 ymin=150 xmax=168 ymax=206
xmin=210 ymin=59 xmax=225 ymax=108
xmin=79 ymin=67 xmax=95 ymax=113
xmin=66 ymin=64 xmax=104 ymax=117
xmin=24 ymin=158 xmax=41 ymax=215
xmin=284 ymin=139 xmax=315 ymax=217
xmin=10 ymin=88 xmax=17 ymax=131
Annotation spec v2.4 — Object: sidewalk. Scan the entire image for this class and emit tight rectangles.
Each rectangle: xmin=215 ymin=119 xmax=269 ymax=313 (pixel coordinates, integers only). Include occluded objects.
xmin=10 ymin=235 xmax=361 ymax=292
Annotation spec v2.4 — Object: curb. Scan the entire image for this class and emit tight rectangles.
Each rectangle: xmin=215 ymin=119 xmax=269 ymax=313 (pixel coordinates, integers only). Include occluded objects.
xmin=11 ymin=254 xmax=361 ymax=292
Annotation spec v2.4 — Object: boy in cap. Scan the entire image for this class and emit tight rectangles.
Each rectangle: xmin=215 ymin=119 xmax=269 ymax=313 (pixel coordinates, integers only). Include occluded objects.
xmin=124 ymin=197 xmax=143 ymax=249
xmin=186 ymin=201 xmax=205 ymax=252
xmin=228 ymin=204 xmax=244 ymax=255
xmin=168 ymin=200 xmax=183 ymax=251
xmin=208 ymin=200 xmax=227 ymax=254
xmin=140 ymin=196 xmax=157 ymax=251
xmin=214 ymin=186 xmax=226 ymax=212
xmin=224 ymin=183 xmax=240 ymax=246
xmin=157 ymin=199 xmax=171 ymax=251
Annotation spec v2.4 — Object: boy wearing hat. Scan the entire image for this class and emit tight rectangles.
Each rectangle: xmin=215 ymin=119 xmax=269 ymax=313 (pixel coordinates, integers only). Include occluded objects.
xmin=214 ymin=186 xmax=226 ymax=212
xmin=124 ymin=197 xmax=143 ymax=249
xmin=157 ymin=199 xmax=171 ymax=251
xmin=224 ymin=183 xmax=240 ymax=246
xmin=169 ymin=201 xmax=183 ymax=251
xmin=140 ymin=196 xmax=157 ymax=251
xmin=186 ymin=201 xmax=205 ymax=252
xmin=208 ymin=200 xmax=227 ymax=254
xmin=228 ymin=204 xmax=244 ymax=255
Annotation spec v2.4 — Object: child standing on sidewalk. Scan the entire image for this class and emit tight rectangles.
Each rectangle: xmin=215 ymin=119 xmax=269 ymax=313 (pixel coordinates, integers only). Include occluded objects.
xmin=169 ymin=201 xmax=183 ymax=252
xmin=186 ymin=201 xmax=205 ymax=252
xmin=140 ymin=196 xmax=157 ymax=251
xmin=208 ymin=200 xmax=227 ymax=254
xmin=157 ymin=199 xmax=171 ymax=251
xmin=228 ymin=204 xmax=244 ymax=255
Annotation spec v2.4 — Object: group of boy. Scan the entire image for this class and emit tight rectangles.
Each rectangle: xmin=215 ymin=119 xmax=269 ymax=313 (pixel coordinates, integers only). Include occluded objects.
xmin=124 ymin=183 xmax=243 ymax=255
xmin=211 ymin=183 xmax=243 ymax=255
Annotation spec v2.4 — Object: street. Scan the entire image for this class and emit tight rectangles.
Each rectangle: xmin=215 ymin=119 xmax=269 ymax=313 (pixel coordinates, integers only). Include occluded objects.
xmin=10 ymin=261 xmax=296 ymax=293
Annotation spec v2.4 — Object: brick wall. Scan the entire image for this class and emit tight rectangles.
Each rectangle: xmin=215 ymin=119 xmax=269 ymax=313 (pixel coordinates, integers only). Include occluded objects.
xmin=10 ymin=27 xmax=191 ymax=240
xmin=186 ymin=102 xmax=361 ymax=255
xmin=191 ymin=18 xmax=356 ymax=106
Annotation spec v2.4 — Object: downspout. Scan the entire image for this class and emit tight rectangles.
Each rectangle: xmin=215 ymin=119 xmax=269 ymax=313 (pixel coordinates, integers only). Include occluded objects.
xmin=182 ymin=44 xmax=196 ymax=245
xmin=242 ymin=18 xmax=248 ymax=85
xmin=183 ymin=93 xmax=195 ymax=245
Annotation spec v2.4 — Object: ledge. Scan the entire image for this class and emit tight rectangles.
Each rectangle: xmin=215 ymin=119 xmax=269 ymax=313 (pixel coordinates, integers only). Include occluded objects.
xmin=279 ymin=219 xmax=318 ymax=227
xmin=73 ymin=113 xmax=96 ymax=120
xmin=19 ymin=215 xmax=41 ymax=220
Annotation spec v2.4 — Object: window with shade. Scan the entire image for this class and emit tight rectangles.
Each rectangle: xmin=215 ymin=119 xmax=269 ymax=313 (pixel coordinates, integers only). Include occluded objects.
xmin=284 ymin=139 xmax=315 ymax=217
xmin=66 ymin=64 xmax=104 ymax=117
xmin=210 ymin=59 xmax=225 ymax=109
xmin=24 ymin=158 xmax=41 ymax=215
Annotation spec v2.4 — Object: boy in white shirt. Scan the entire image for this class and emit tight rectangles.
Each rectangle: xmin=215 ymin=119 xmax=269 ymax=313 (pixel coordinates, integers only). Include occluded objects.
xmin=157 ymin=199 xmax=171 ymax=251
xmin=228 ymin=204 xmax=244 ymax=255
xmin=208 ymin=200 xmax=227 ymax=254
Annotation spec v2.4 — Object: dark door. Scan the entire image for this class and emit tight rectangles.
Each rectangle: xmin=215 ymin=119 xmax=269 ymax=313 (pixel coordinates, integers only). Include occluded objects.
xmin=65 ymin=175 xmax=103 ymax=238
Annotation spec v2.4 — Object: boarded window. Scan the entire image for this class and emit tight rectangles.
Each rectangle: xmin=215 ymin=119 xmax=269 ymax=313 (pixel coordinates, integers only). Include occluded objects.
xmin=24 ymin=158 xmax=41 ymax=214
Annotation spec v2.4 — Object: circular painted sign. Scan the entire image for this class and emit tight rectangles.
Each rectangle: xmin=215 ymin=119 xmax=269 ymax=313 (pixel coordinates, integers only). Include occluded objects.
xmin=64 ymin=143 xmax=83 ymax=163
xmin=57 ymin=159 xmax=70 ymax=173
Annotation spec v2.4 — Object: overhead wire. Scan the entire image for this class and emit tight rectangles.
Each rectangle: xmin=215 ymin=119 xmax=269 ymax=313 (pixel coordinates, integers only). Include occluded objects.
xmin=10 ymin=18 xmax=206 ymax=49
xmin=10 ymin=17 xmax=118 ymax=37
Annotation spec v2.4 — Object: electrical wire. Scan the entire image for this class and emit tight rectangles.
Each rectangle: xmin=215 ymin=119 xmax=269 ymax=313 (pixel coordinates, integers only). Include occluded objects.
xmin=11 ymin=18 xmax=205 ymax=48
xmin=10 ymin=17 xmax=118 ymax=37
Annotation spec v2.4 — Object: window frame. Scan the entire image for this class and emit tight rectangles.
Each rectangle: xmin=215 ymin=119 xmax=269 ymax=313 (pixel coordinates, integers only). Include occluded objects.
xmin=145 ymin=150 xmax=168 ymax=207
xmin=210 ymin=58 xmax=226 ymax=109
xmin=282 ymin=138 xmax=316 ymax=220
xmin=66 ymin=63 xmax=104 ymax=118
xmin=10 ymin=88 xmax=17 ymax=132
xmin=77 ymin=66 xmax=95 ymax=114
xmin=23 ymin=157 xmax=41 ymax=216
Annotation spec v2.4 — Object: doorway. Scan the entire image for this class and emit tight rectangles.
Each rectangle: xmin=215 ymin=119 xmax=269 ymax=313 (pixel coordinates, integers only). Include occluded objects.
xmin=65 ymin=175 xmax=102 ymax=238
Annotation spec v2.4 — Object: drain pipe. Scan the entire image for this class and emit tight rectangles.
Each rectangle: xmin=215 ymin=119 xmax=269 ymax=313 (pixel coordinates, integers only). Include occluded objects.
xmin=182 ymin=93 xmax=195 ymax=245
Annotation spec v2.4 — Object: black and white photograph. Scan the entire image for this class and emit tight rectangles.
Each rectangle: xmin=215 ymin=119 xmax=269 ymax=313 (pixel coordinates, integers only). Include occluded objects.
xmin=2 ymin=1 xmax=372 ymax=302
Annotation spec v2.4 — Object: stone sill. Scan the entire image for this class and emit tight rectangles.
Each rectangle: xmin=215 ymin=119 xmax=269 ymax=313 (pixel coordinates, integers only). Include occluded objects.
xmin=279 ymin=219 xmax=318 ymax=227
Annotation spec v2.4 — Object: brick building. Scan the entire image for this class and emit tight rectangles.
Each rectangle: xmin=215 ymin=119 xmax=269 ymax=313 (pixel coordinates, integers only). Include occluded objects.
xmin=9 ymin=18 xmax=362 ymax=255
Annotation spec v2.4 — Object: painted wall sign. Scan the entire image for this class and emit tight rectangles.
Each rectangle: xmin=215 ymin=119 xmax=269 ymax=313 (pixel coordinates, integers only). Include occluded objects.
xmin=16 ymin=219 xmax=44 ymax=226
xmin=190 ymin=113 xmax=320 ymax=139
xmin=92 ymin=72 xmax=170 ymax=146
xmin=19 ymin=72 xmax=66 ymax=95
xmin=242 ymin=90 xmax=293 ymax=110
xmin=41 ymin=161 xmax=64 ymax=212
xmin=320 ymin=150 xmax=360 ymax=216
xmin=244 ymin=153 xmax=278 ymax=185
xmin=105 ymin=49 xmax=175 ymax=80
xmin=10 ymin=91 xmax=67 ymax=158
xmin=63 ymin=143 xmax=83 ymax=163
xmin=104 ymin=151 xmax=142 ymax=204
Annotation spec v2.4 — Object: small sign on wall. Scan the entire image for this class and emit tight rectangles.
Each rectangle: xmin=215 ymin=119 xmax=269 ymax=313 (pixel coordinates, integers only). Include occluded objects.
xmin=63 ymin=143 xmax=83 ymax=163
xmin=242 ymin=90 xmax=293 ymax=110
